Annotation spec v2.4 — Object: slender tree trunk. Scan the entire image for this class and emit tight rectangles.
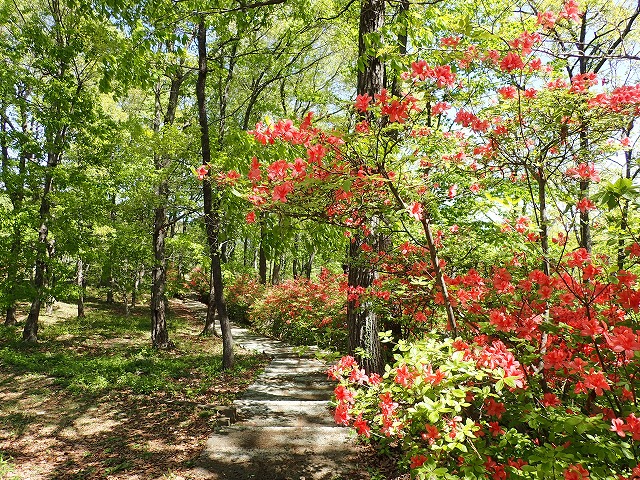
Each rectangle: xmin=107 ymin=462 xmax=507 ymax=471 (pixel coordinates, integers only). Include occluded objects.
xmin=2 ymin=57 xmax=26 ymax=327
xmin=150 ymin=51 xmax=183 ymax=349
xmin=259 ymin=216 xmax=268 ymax=284
xmin=197 ymin=16 xmax=233 ymax=369
xmin=4 ymin=227 xmax=21 ymax=326
xmin=106 ymin=276 xmax=114 ymax=303
xmin=292 ymin=235 xmax=300 ymax=278
xmin=77 ymin=258 xmax=85 ymax=318
xmin=106 ymin=196 xmax=115 ymax=304
xmin=578 ymin=181 xmax=591 ymax=251
xmin=531 ymin=166 xmax=550 ymax=391
xmin=121 ymin=287 xmax=129 ymax=317
xmin=243 ymin=237 xmax=249 ymax=268
xmin=23 ymin=152 xmax=59 ymax=342
xmin=536 ymin=168 xmax=551 ymax=276
xmin=4 ymin=171 xmax=22 ymax=325
xmin=24 ymin=0 xmax=71 ymax=342
xmin=131 ymin=269 xmax=139 ymax=309
xmin=202 ymin=270 xmax=219 ymax=336
xmin=151 ymin=86 xmax=171 ymax=347
xmin=304 ymin=251 xmax=314 ymax=280
xmin=347 ymin=238 xmax=383 ymax=374
xmin=578 ymin=127 xmax=591 ymax=252
xmin=419 ymin=214 xmax=457 ymax=334
xmin=271 ymin=254 xmax=282 ymax=284
xmin=151 ymin=197 xmax=171 ymax=346
xmin=618 ymin=124 xmax=634 ymax=269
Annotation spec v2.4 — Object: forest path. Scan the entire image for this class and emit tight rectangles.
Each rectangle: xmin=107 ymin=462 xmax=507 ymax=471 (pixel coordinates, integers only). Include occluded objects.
xmin=180 ymin=299 xmax=367 ymax=480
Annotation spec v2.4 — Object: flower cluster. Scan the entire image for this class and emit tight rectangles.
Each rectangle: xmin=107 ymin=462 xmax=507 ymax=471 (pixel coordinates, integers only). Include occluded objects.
xmin=248 ymin=269 xmax=348 ymax=349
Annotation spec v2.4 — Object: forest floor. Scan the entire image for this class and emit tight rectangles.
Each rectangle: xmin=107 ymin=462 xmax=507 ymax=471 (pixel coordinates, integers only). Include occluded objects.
xmin=0 ymin=298 xmax=401 ymax=480
xmin=0 ymin=299 xmax=270 ymax=479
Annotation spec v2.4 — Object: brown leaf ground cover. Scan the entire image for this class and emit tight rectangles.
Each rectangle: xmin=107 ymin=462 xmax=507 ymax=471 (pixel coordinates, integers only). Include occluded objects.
xmin=0 ymin=299 xmax=269 ymax=480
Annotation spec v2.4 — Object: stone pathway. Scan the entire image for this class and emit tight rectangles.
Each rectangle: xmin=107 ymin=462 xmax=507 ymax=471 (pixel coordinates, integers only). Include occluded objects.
xmin=181 ymin=300 xmax=366 ymax=480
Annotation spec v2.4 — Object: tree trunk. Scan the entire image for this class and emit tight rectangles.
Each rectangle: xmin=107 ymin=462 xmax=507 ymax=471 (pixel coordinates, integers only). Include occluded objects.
xmin=304 ymin=251 xmax=314 ymax=280
xmin=357 ymin=0 xmax=385 ymax=97
xmin=243 ymin=237 xmax=249 ymax=268
xmin=5 ymin=306 xmax=17 ymax=326
xmin=4 ymin=232 xmax=21 ymax=326
xmin=293 ymin=259 xmax=299 ymax=279
xmin=150 ymin=94 xmax=171 ymax=346
xmin=538 ymin=169 xmax=551 ymax=276
xmin=150 ymin=46 xmax=183 ymax=349
xmin=578 ymin=179 xmax=591 ymax=252
xmin=131 ymin=268 xmax=140 ymax=309
xmin=202 ymin=270 xmax=219 ymax=336
xmin=347 ymin=238 xmax=383 ymax=374
xmin=1 ymin=114 xmax=18 ymax=326
xmin=23 ymin=152 xmax=59 ymax=342
xmin=293 ymin=235 xmax=300 ymax=278
xmin=271 ymin=255 xmax=282 ymax=285
xmin=3 ymin=143 xmax=27 ymax=327
xmin=346 ymin=0 xmax=386 ymax=373
xmin=618 ymin=122 xmax=634 ymax=270
xmin=121 ymin=287 xmax=129 ymax=317
xmin=24 ymin=0 xmax=72 ymax=342
xmin=77 ymin=258 xmax=85 ymax=318
xmin=197 ymin=16 xmax=233 ymax=369
xmin=259 ymin=217 xmax=268 ymax=284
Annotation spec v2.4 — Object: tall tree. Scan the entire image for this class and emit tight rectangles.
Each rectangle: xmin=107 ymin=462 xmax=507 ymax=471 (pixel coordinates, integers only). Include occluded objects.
xmin=12 ymin=0 xmax=118 ymax=341
xmin=345 ymin=0 xmax=386 ymax=374
xmin=151 ymin=47 xmax=186 ymax=349
xmin=197 ymin=16 xmax=234 ymax=369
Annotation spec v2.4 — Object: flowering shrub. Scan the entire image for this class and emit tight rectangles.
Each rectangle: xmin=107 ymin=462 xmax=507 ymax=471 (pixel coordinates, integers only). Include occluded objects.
xmin=225 ymin=274 xmax=265 ymax=324
xmin=330 ymin=246 xmax=640 ymax=479
xmin=330 ymin=338 xmax=638 ymax=479
xmin=182 ymin=267 xmax=210 ymax=303
xmin=248 ymin=269 xmax=348 ymax=350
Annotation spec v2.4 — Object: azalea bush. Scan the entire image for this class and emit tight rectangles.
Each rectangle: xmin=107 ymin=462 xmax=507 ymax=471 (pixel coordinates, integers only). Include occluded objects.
xmin=225 ymin=274 xmax=265 ymax=324
xmin=248 ymin=269 xmax=348 ymax=350
xmin=330 ymin=246 xmax=640 ymax=479
xmin=330 ymin=340 xmax=637 ymax=479
xmin=182 ymin=266 xmax=210 ymax=303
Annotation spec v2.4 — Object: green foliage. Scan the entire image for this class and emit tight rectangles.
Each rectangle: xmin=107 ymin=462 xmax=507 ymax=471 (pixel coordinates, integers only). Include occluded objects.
xmin=0 ymin=452 xmax=18 ymax=480
xmin=594 ymin=178 xmax=640 ymax=211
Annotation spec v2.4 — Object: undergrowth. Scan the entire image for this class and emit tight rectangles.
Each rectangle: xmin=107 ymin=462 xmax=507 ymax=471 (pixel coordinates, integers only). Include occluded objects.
xmin=0 ymin=301 xmax=267 ymax=398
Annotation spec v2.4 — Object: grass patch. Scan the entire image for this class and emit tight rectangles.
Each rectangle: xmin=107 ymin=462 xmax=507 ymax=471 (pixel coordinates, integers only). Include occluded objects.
xmin=0 ymin=452 xmax=18 ymax=480
xmin=0 ymin=301 xmax=267 ymax=398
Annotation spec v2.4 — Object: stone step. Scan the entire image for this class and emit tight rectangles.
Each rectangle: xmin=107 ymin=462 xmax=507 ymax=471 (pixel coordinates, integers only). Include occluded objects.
xmin=196 ymin=429 xmax=364 ymax=480
xmin=234 ymin=400 xmax=338 ymax=427
xmin=204 ymin=425 xmax=352 ymax=453
xmin=240 ymin=384 xmax=333 ymax=401
xmin=197 ymin=426 xmax=362 ymax=480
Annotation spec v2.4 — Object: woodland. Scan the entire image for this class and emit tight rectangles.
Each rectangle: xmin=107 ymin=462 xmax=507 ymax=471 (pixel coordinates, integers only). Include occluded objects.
xmin=2 ymin=0 xmax=640 ymax=477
